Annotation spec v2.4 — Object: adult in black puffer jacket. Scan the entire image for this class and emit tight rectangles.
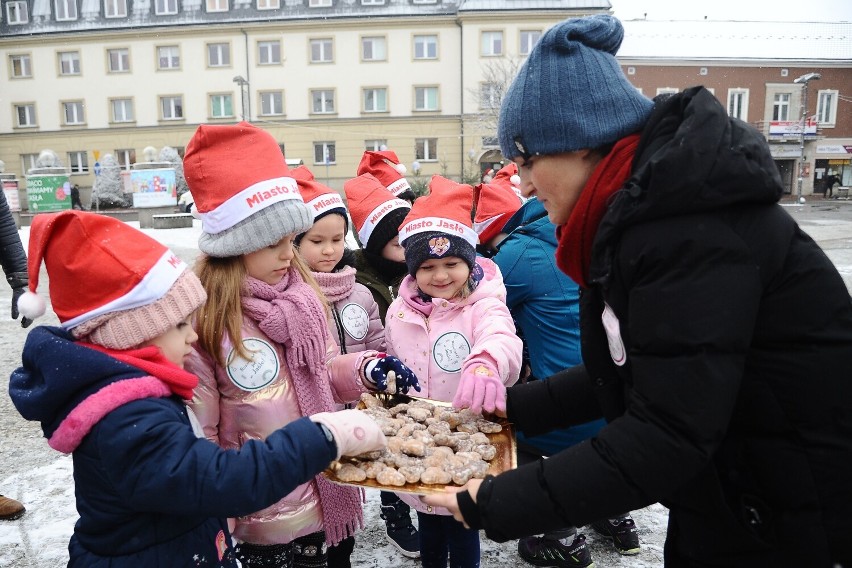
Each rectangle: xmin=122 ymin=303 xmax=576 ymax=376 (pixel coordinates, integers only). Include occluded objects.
xmin=0 ymin=187 xmax=30 ymax=327
xmin=425 ymin=15 xmax=852 ymax=567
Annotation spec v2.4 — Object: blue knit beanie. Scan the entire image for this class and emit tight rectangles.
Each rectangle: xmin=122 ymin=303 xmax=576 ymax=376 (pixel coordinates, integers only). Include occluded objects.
xmin=498 ymin=15 xmax=654 ymax=161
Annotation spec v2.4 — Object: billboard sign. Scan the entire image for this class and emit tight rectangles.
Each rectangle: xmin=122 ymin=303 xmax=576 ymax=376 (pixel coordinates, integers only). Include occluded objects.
xmin=130 ymin=168 xmax=176 ymax=208
xmin=25 ymin=174 xmax=72 ymax=212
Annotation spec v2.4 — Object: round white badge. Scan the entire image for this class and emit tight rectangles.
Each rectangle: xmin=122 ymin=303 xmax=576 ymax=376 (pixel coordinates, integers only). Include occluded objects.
xmin=339 ymin=303 xmax=370 ymax=341
xmin=602 ymin=303 xmax=626 ymax=366
xmin=433 ymin=331 xmax=471 ymax=373
xmin=226 ymin=338 xmax=280 ymax=391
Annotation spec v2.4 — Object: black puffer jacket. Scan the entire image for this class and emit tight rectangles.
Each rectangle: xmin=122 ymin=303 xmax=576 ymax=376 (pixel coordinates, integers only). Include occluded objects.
xmin=0 ymin=188 xmax=27 ymax=288
xmin=477 ymin=87 xmax=852 ymax=566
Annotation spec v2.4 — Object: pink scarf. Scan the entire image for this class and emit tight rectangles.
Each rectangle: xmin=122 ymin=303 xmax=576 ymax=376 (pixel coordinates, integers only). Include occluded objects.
xmin=240 ymin=269 xmax=363 ymax=546
xmin=312 ymin=266 xmax=356 ymax=303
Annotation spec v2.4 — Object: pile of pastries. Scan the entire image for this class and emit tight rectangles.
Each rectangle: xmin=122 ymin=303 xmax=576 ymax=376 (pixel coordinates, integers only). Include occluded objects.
xmin=332 ymin=393 xmax=503 ymax=488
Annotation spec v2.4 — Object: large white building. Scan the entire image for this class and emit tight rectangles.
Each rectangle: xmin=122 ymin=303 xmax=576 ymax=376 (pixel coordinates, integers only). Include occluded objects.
xmin=0 ymin=0 xmax=610 ymax=193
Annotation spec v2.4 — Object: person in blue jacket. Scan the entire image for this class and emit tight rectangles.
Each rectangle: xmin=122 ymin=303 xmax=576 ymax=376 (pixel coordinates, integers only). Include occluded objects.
xmin=9 ymin=210 xmax=385 ymax=567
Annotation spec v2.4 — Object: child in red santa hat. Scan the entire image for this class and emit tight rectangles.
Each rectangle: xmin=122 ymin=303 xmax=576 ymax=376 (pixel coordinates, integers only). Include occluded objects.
xmin=9 ymin=210 xmax=386 ymax=567
xmin=357 ymin=149 xmax=416 ymax=204
xmin=183 ymin=122 xmax=417 ymax=568
xmin=385 ymin=175 xmax=523 ymax=568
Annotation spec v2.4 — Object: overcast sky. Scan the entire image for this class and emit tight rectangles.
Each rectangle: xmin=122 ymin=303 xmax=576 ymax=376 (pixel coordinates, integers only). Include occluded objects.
xmin=609 ymin=0 xmax=852 ymax=22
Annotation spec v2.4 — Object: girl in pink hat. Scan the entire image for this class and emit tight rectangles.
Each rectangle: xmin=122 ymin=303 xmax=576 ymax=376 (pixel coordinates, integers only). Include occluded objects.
xmin=386 ymin=175 xmax=523 ymax=568
xmin=182 ymin=122 xmax=418 ymax=568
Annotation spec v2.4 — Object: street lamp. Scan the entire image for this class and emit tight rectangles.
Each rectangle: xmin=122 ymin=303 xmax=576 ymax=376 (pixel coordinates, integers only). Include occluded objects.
xmin=793 ymin=72 xmax=821 ymax=203
xmin=233 ymin=75 xmax=249 ymax=121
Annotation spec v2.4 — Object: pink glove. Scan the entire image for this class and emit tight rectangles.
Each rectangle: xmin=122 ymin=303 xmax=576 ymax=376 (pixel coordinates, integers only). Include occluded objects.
xmin=452 ymin=365 xmax=506 ymax=415
xmin=310 ymin=409 xmax=387 ymax=460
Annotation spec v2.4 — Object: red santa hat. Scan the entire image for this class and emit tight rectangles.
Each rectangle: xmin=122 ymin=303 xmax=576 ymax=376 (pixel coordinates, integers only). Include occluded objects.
xmin=291 ymin=165 xmax=347 ymax=226
xmin=344 ymin=173 xmax=410 ymax=251
xmin=356 ymin=150 xmax=413 ymax=198
xmin=183 ymin=121 xmax=311 ymax=258
xmin=17 ymin=211 xmax=206 ymax=349
xmin=491 ymin=163 xmax=523 ymax=199
xmin=473 ymin=179 xmax=524 ymax=246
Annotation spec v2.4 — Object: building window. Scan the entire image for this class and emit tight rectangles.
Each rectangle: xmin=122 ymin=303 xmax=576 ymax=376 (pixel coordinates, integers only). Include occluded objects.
xmin=415 ymin=138 xmax=437 ymax=161
xmin=310 ymin=39 xmax=333 ymax=63
xmin=412 ymin=0 xmax=436 ymax=5
xmin=14 ymin=104 xmax=37 ymax=127
xmin=817 ymin=90 xmax=838 ymax=127
xmin=414 ymin=86 xmax=439 ymax=111
xmin=160 ymin=95 xmax=183 ymax=120
xmin=208 ymin=43 xmax=230 ymax=67
xmin=362 ymin=36 xmax=387 ymax=61
xmin=519 ymin=30 xmax=541 ymax=55
xmin=58 ymin=51 xmax=81 ymax=75
xmin=107 ymin=48 xmax=130 ymax=73
xmin=104 ymin=0 xmax=127 ymax=17
xmin=115 ymin=148 xmax=136 ymax=170
xmin=365 ymin=139 xmax=387 ymax=151
xmin=206 ymin=0 xmax=228 ymax=11
xmin=157 ymin=46 xmax=180 ymax=69
xmin=311 ymin=89 xmax=335 ymax=113
xmin=258 ymin=41 xmax=281 ymax=65
xmin=727 ymin=88 xmax=749 ymax=121
xmin=111 ymin=98 xmax=134 ymax=122
xmin=414 ymin=35 xmax=437 ymax=60
xmin=482 ymin=136 xmax=498 ymax=147
xmin=62 ymin=101 xmax=85 ymax=125
xmin=260 ymin=91 xmax=284 ymax=116
xmin=656 ymin=87 xmax=678 ymax=96
xmin=68 ymin=151 xmax=89 ymax=174
xmin=772 ymin=92 xmax=791 ymax=121
xmin=481 ymin=31 xmax=503 ymax=57
xmin=313 ymin=142 xmax=336 ymax=165
xmin=55 ymin=0 xmax=78 ymax=20
xmin=9 ymin=54 xmax=32 ymax=78
xmin=6 ymin=1 xmax=28 ymax=24
xmin=210 ymin=94 xmax=233 ymax=118
xmin=627 ymin=66 xmax=636 ymax=75
xmin=480 ymin=82 xmax=502 ymax=109
xmin=363 ymin=88 xmax=388 ymax=112
xmin=21 ymin=154 xmax=39 ymax=175
xmin=361 ymin=0 xmax=384 ymax=4
xmin=155 ymin=0 xmax=178 ymax=14
xmin=309 ymin=0 xmax=332 ymax=6
xmin=257 ymin=0 xmax=279 ymax=7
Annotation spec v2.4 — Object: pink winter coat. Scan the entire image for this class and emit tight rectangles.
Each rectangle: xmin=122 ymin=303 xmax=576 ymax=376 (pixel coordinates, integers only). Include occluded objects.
xmin=186 ymin=316 xmax=376 ymax=545
xmin=314 ymin=266 xmax=386 ymax=355
xmin=384 ymin=257 xmax=523 ymax=515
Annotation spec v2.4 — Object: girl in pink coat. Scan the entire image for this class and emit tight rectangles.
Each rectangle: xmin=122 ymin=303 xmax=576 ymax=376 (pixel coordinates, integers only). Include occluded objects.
xmin=181 ymin=123 xmax=417 ymax=568
xmin=385 ymin=175 xmax=523 ymax=568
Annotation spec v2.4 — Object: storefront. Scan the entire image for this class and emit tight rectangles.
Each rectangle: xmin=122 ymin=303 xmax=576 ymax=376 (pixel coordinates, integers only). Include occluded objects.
xmin=814 ymin=141 xmax=852 ymax=195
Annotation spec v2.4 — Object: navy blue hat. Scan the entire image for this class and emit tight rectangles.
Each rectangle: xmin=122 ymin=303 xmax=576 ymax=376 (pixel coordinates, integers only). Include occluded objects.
xmin=402 ymin=231 xmax=477 ymax=278
xmin=498 ymin=15 xmax=654 ymax=161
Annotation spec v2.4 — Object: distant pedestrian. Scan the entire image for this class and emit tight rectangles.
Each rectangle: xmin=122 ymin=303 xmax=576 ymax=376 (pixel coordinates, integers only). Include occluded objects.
xmin=70 ymin=184 xmax=84 ymax=210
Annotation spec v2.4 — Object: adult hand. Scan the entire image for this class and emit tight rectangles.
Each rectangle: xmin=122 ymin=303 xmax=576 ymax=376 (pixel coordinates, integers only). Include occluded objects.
xmin=365 ymin=354 xmax=421 ymax=394
xmin=309 ymin=409 xmax=387 ymax=460
xmin=422 ymin=478 xmax=484 ymax=528
xmin=452 ymin=365 xmax=505 ymax=414
xmin=11 ymin=287 xmax=32 ymax=328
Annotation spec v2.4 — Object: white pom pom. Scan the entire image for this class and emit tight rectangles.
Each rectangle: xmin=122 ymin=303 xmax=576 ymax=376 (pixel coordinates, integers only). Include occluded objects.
xmin=18 ymin=290 xmax=46 ymax=320
xmin=395 ymin=163 xmax=407 ymax=175
xmin=191 ymin=204 xmax=201 ymax=219
xmin=379 ymin=144 xmax=388 ymax=151
xmin=510 ymin=174 xmax=521 ymax=186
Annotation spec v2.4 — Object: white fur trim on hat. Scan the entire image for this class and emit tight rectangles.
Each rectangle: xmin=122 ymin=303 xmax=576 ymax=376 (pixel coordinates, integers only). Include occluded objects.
xmin=60 ymin=251 xmax=186 ymax=330
xmin=387 ymin=177 xmax=412 ymax=196
xmin=196 ymin=176 xmax=300 ymax=234
xmin=358 ymin=198 xmax=411 ymax=246
xmin=306 ymin=193 xmax=345 ymax=219
xmin=399 ymin=216 xmax=479 ymax=248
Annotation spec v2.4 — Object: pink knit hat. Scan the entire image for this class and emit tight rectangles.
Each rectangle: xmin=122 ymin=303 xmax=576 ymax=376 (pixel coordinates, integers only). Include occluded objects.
xmin=17 ymin=211 xmax=207 ymax=350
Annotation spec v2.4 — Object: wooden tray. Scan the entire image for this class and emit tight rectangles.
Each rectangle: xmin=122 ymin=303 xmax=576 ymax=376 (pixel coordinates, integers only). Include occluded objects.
xmin=322 ymin=393 xmax=516 ymax=494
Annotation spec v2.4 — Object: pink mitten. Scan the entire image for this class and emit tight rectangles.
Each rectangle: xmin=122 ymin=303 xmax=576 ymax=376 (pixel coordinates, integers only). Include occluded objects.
xmin=452 ymin=365 xmax=506 ymax=414
xmin=310 ymin=409 xmax=387 ymax=459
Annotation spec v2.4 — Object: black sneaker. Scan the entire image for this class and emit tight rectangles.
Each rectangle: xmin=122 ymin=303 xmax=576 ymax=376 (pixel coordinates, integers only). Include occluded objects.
xmin=590 ymin=516 xmax=641 ymax=555
xmin=380 ymin=502 xmax=420 ymax=558
xmin=517 ymin=534 xmax=595 ymax=568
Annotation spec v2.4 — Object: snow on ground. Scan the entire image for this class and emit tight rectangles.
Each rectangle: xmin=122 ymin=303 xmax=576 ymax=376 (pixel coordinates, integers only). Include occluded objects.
xmin=3 ymin=207 xmax=852 ymax=567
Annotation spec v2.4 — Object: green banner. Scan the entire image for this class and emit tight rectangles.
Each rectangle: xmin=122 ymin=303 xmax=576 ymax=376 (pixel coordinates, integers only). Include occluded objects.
xmin=25 ymin=175 xmax=72 ymax=212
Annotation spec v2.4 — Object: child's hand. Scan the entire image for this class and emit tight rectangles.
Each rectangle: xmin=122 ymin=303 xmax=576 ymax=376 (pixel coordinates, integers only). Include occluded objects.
xmin=453 ymin=365 xmax=505 ymax=414
xmin=310 ymin=409 xmax=387 ymax=460
xmin=365 ymin=354 xmax=421 ymax=394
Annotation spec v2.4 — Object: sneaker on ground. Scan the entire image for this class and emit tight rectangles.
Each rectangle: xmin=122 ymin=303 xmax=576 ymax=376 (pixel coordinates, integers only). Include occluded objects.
xmin=0 ymin=496 xmax=25 ymax=521
xmin=517 ymin=534 xmax=595 ymax=568
xmin=589 ymin=516 xmax=641 ymax=555
xmin=380 ymin=504 xmax=420 ymax=558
